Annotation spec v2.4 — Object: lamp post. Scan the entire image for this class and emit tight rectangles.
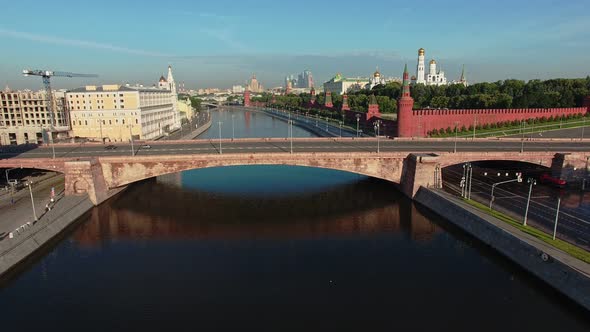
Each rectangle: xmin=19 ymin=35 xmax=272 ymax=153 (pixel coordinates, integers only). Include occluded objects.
xmin=231 ymin=114 xmax=235 ymax=140
xmin=315 ymin=114 xmax=319 ymax=127
xmin=339 ymin=121 xmax=342 ymax=138
xmin=25 ymin=180 xmax=38 ymax=222
xmin=552 ymin=197 xmax=561 ymax=240
xmin=128 ymin=125 xmax=134 ymax=156
xmin=356 ymin=114 xmax=361 ymax=137
xmin=218 ymin=121 xmax=223 ymax=154
xmin=582 ymin=117 xmax=586 ymax=141
xmin=523 ymin=178 xmax=536 ymax=226
xmin=373 ymin=120 xmax=382 ymax=154
xmin=488 ymin=173 xmax=523 ymax=210
xmin=50 ymin=130 xmax=56 ymax=159
xmin=520 ymin=121 xmax=526 ymax=153
xmin=99 ymin=120 xmax=104 ymax=144
xmin=289 ymin=119 xmax=293 ymax=154
xmin=453 ymin=121 xmax=459 ymax=153
xmin=325 ymin=117 xmax=329 ymax=132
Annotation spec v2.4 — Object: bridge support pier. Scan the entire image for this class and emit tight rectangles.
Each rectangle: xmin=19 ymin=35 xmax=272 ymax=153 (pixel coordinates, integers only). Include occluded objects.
xmin=64 ymin=159 xmax=119 ymax=205
xmin=550 ymin=153 xmax=590 ymax=184
xmin=400 ymin=153 xmax=442 ymax=198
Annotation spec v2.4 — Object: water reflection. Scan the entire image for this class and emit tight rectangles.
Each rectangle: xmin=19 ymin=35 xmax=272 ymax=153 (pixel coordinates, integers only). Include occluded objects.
xmin=73 ymin=177 xmax=439 ymax=247
xmin=199 ymin=108 xmax=315 ymax=139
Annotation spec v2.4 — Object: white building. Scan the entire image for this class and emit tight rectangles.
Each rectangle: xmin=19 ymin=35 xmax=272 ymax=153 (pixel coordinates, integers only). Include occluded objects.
xmin=413 ymin=48 xmax=448 ymax=86
xmin=232 ymin=85 xmax=245 ymax=94
xmin=323 ymin=73 xmax=369 ymax=95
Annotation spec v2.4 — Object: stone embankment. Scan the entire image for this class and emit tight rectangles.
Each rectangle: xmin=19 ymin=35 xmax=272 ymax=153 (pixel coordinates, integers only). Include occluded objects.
xmin=414 ymin=187 xmax=590 ymax=311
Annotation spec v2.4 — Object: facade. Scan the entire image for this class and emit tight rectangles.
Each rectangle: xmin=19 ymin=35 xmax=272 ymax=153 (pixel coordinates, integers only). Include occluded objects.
xmin=323 ymin=73 xmax=369 ymax=95
xmin=67 ymin=84 xmax=179 ymax=142
xmin=232 ymin=85 xmax=245 ymax=94
xmin=177 ymin=98 xmax=194 ymax=122
xmin=0 ymin=88 xmax=69 ymax=145
xmin=247 ymin=75 xmax=264 ymax=93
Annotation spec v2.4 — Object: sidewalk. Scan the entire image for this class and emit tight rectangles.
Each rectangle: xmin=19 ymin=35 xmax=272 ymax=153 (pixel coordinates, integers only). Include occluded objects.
xmin=0 ymin=174 xmax=65 ymax=235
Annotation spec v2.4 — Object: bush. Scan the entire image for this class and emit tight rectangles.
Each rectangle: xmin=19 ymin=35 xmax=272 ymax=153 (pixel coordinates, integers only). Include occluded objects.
xmin=460 ymin=125 xmax=467 ymax=132
xmin=445 ymin=127 xmax=453 ymax=134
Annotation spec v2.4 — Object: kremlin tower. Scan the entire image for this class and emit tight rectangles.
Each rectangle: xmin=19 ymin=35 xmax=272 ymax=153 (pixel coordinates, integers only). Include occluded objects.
xmin=324 ymin=91 xmax=333 ymax=108
xmin=397 ymin=64 xmax=414 ymax=137
xmin=341 ymin=94 xmax=350 ymax=111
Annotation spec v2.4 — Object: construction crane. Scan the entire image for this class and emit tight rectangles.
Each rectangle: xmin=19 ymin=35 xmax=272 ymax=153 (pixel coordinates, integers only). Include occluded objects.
xmin=22 ymin=69 xmax=98 ymax=129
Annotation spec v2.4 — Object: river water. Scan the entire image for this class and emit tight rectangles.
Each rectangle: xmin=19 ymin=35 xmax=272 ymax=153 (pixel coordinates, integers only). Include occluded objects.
xmin=0 ymin=109 xmax=589 ymax=331
xmin=199 ymin=107 xmax=315 ymax=139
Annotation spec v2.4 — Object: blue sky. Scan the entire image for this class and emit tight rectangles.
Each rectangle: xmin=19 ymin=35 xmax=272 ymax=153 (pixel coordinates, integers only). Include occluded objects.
xmin=1 ymin=0 xmax=589 ymax=90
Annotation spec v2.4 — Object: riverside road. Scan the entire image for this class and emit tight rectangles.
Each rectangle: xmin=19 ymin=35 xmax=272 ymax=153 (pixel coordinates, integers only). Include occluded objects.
xmin=2 ymin=139 xmax=590 ymax=158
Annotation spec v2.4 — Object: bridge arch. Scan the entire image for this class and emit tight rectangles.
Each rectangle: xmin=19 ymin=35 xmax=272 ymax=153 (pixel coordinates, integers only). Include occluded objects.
xmin=98 ymin=153 xmax=407 ymax=189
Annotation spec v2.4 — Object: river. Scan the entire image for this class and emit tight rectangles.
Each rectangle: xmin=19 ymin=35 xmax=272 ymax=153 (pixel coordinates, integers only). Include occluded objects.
xmin=0 ymin=109 xmax=588 ymax=331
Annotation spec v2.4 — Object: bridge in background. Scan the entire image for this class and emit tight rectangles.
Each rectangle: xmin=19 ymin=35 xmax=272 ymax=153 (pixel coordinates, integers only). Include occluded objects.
xmin=1 ymin=138 xmax=588 ymax=205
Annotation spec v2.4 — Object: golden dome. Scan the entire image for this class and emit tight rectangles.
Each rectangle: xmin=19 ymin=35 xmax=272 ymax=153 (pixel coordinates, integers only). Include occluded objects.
xmin=374 ymin=70 xmax=381 ymax=77
xmin=418 ymin=48 xmax=425 ymax=56
xmin=429 ymin=59 xmax=436 ymax=65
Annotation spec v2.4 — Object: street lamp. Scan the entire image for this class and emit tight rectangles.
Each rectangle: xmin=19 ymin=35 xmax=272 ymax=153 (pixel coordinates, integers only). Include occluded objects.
xmin=356 ymin=114 xmax=361 ymax=137
xmin=453 ymin=121 xmax=459 ymax=153
xmin=523 ymin=178 xmax=536 ymax=226
xmin=488 ymin=173 xmax=523 ymax=210
xmin=128 ymin=125 xmax=135 ymax=156
xmin=339 ymin=121 xmax=342 ymax=138
xmin=288 ymin=119 xmax=294 ymax=154
xmin=461 ymin=162 xmax=473 ymax=199
xmin=520 ymin=121 xmax=526 ymax=153
xmin=25 ymin=180 xmax=38 ymax=222
xmin=218 ymin=121 xmax=223 ymax=154
xmin=231 ymin=114 xmax=235 ymax=140
xmin=373 ymin=120 xmax=382 ymax=153
xmin=315 ymin=114 xmax=319 ymax=127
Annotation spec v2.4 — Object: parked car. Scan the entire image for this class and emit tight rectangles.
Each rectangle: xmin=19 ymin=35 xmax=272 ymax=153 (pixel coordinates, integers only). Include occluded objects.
xmin=104 ymin=145 xmax=117 ymax=150
xmin=539 ymin=174 xmax=566 ymax=188
xmin=141 ymin=144 xmax=151 ymax=149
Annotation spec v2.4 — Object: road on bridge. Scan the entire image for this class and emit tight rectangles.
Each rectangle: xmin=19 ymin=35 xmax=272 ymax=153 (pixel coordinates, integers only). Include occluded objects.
xmin=2 ymin=139 xmax=590 ymax=159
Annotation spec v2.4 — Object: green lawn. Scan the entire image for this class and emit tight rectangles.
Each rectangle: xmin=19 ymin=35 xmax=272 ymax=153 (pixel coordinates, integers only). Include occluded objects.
xmin=464 ymin=199 xmax=590 ymax=264
xmin=432 ymin=115 xmax=590 ymax=138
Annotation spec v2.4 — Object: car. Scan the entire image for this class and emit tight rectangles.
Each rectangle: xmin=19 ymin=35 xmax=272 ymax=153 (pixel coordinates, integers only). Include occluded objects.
xmin=104 ymin=145 xmax=117 ymax=150
xmin=539 ymin=174 xmax=567 ymax=188
xmin=141 ymin=144 xmax=151 ymax=149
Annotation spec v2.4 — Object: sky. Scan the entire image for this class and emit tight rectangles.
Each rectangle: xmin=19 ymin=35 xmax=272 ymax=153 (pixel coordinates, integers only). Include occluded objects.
xmin=0 ymin=0 xmax=589 ymax=90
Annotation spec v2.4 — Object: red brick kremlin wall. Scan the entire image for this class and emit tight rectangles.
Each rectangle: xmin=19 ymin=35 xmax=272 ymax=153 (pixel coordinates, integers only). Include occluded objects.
xmin=408 ymin=106 xmax=588 ymax=137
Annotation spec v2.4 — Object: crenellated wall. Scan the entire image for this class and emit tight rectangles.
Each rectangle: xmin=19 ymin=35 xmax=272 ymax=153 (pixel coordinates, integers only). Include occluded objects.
xmin=404 ymin=107 xmax=587 ymax=137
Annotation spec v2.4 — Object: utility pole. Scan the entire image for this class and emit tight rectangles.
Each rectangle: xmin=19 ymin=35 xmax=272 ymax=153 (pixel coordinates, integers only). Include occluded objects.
xmin=472 ymin=115 xmax=477 ymax=140
xmin=520 ymin=121 xmax=526 ymax=153
xmin=373 ymin=120 xmax=382 ymax=153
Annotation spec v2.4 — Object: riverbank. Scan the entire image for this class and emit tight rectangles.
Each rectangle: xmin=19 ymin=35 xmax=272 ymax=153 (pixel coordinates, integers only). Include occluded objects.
xmin=414 ymin=187 xmax=590 ymax=311
xmin=0 ymin=194 xmax=94 ymax=277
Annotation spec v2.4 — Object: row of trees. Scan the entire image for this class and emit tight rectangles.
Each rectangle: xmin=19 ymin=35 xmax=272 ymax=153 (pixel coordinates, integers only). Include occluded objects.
xmin=429 ymin=112 xmax=589 ymax=137
xmin=251 ymin=77 xmax=590 ymax=114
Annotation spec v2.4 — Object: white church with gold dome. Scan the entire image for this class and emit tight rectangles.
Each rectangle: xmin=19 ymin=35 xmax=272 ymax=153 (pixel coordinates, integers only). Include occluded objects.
xmin=413 ymin=48 xmax=450 ymax=86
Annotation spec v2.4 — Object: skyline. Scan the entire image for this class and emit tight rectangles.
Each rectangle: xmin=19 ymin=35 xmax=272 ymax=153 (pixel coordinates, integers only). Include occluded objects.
xmin=1 ymin=0 xmax=589 ymax=90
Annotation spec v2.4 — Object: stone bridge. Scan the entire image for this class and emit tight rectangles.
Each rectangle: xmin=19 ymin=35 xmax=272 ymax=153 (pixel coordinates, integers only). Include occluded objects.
xmin=0 ymin=151 xmax=588 ymax=205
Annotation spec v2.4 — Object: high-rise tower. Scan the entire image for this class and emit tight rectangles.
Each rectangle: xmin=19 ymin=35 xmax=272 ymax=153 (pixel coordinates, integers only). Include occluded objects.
xmin=416 ymin=48 xmax=426 ymax=84
xmin=397 ymin=64 xmax=414 ymax=137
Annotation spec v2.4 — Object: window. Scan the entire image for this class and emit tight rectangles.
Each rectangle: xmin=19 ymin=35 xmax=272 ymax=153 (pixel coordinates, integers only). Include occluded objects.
xmin=122 ymin=119 xmax=125 ymax=125
xmin=85 ymin=120 xmax=88 ymax=125
xmin=109 ymin=120 xmax=112 ymax=125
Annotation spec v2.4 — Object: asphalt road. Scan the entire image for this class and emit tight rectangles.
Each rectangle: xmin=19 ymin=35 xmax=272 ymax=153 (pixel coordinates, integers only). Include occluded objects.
xmin=443 ymin=164 xmax=590 ymax=250
xmin=2 ymin=139 xmax=590 ymax=159
xmin=507 ymin=125 xmax=590 ymax=139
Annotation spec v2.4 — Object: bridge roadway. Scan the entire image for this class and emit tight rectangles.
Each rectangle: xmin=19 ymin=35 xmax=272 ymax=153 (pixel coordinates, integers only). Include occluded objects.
xmin=2 ymin=138 xmax=590 ymax=159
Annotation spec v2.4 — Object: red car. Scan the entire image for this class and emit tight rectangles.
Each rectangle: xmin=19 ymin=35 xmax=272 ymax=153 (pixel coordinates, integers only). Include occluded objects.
xmin=539 ymin=174 xmax=566 ymax=188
